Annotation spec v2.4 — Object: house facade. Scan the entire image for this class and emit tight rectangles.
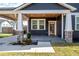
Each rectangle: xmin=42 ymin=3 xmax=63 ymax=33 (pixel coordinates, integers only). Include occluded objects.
xmin=0 ymin=3 xmax=79 ymax=43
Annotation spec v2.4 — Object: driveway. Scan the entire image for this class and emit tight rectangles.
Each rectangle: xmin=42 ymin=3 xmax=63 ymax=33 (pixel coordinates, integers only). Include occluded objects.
xmin=0 ymin=35 xmax=17 ymax=44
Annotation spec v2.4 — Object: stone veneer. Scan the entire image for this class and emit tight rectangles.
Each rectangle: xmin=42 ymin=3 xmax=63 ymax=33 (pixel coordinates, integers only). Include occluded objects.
xmin=65 ymin=31 xmax=73 ymax=43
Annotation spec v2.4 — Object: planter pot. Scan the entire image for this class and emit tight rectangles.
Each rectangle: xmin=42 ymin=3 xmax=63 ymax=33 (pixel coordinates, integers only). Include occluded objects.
xmin=22 ymin=39 xmax=32 ymax=45
xmin=26 ymin=39 xmax=32 ymax=45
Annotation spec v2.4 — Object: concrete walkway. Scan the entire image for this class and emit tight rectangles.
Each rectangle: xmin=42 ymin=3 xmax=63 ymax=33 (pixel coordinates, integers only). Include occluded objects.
xmin=0 ymin=36 xmax=55 ymax=53
xmin=0 ymin=42 xmax=55 ymax=53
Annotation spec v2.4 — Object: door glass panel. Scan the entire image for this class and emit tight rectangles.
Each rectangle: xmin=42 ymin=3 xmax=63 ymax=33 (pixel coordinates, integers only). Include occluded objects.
xmin=50 ymin=23 xmax=54 ymax=34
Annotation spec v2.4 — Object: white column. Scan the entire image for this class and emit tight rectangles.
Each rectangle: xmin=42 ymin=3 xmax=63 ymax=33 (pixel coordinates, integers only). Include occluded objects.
xmin=65 ymin=13 xmax=73 ymax=31
xmin=17 ymin=13 xmax=23 ymax=43
xmin=65 ymin=13 xmax=73 ymax=43
xmin=0 ymin=23 xmax=1 ymax=33
xmin=61 ymin=14 xmax=64 ymax=39
xmin=17 ymin=13 xmax=23 ymax=31
xmin=26 ymin=16 xmax=29 ymax=33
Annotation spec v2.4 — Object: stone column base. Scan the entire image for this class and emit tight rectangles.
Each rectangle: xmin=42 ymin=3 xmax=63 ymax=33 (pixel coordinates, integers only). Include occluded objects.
xmin=65 ymin=31 xmax=73 ymax=43
xmin=16 ymin=31 xmax=24 ymax=43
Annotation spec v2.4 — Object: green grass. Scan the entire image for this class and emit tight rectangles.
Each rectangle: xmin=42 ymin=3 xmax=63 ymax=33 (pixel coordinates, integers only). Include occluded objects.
xmin=0 ymin=43 xmax=79 ymax=56
xmin=52 ymin=43 xmax=79 ymax=56
xmin=0 ymin=34 xmax=13 ymax=38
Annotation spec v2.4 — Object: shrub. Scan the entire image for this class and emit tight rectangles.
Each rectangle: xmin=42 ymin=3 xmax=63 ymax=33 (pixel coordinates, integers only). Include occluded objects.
xmin=26 ymin=32 xmax=32 ymax=45
xmin=27 ymin=32 xmax=31 ymax=39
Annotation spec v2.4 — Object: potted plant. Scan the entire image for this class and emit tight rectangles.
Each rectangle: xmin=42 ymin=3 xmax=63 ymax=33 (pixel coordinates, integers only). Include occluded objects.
xmin=22 ymin=32 xmax=32 ymax=45
xmin=26 ymin=32 xmax=32 ymax=45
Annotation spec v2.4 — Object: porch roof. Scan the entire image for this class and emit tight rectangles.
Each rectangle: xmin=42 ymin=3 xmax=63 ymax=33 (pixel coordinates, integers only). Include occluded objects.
xmin=0 ymin=3 xmax=77 ymax=21
xmin=0 ymin=3 xmax=77 ymax=11
xmin=14 ymin=3 xmax=77 ymax=11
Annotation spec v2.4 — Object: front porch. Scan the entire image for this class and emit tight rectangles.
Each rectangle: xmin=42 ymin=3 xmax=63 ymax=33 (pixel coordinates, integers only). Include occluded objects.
xmin=27 ymin=13 xmax=62 ymax=37
xmin=0 ymin=3 xmax=76 ymax=43
xmin=0 ymin=11 xmax=73 ymax=43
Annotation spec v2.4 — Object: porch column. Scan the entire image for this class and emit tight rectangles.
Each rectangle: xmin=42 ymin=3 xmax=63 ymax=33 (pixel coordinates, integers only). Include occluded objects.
xmin=17 ymin=13 xmax=23 ymax=43
xmin=26 ymin=16 xmax=29 ymax=33
xmin=61 ymin=14 xmax=64 ymax=39
xmin=0 ymin=23 xmax=1 ymax=33
xmin=65 ymin=13 xmax=73 ymax=43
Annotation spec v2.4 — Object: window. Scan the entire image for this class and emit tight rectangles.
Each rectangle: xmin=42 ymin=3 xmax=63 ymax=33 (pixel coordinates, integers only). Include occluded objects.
xmin=75 ymin=16 xmax=79 ymax=30
xmin=31 ymin=19 xmax=46 ymax=30
xmin=31 ymin=20 xmax=37 ymax=30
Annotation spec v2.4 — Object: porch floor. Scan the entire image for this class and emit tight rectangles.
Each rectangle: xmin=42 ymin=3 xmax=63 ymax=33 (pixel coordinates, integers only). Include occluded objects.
xmin=31 ymin=35 xmax=65 ymax=43
xmin=0 ymin=35 xmax=65 ymax=44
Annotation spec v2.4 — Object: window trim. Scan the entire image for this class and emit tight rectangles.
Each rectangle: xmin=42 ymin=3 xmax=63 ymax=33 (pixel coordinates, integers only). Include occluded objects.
xmin=75 ymin=15 xmax=79 ymax=31
xmin=31 ymin=19 xmax=46 ymax=30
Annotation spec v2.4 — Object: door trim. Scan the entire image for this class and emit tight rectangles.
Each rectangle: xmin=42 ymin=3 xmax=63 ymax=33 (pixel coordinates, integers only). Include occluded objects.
xmin=48 ymin=21 xmax=57 ymax=36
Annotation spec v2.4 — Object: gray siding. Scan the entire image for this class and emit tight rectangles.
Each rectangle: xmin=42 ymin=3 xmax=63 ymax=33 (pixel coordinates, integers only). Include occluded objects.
xmin=29 ymin=17 xmax=61 ymax=37
xmin=67 ymin=3 xmax=79 ymax=12
xmin=21 ymin=3 xmax=68 ymax=10
xmin=63 ymin=16 xmax=66 ymax=39
xmin=57 ymin=16 xmax=61 ymax=37
xmin=29 ymin=18 xmax=48 ymax=36
xmin=71 ymin=15 xmax=79 ymax=42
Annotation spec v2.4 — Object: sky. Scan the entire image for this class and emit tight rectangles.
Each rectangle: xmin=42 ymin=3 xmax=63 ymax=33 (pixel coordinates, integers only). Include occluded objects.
xmin=0 ymin=3 xmax=23 ymax=8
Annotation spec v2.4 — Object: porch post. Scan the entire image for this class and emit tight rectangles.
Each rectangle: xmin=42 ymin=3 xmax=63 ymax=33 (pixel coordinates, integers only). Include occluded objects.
xmin=65 ymin=13 xmax=73 ymax=43
xmin=61 ymin=14 xmax=64 ymax=39
xmin=26 ymin=16 xmax=29 ymax=33
xmin=0 ymin=23 xmax=1 ymax=33
xmin=17 ymin=13 xmax=23 ymax=43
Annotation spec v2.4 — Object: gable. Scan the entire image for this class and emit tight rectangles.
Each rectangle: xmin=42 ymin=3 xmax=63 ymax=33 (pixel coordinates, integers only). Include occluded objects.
xmin=21 ymin=3 xmax=69 ymax=10
xmin=67 ymin=3 xmax=79 ymax=12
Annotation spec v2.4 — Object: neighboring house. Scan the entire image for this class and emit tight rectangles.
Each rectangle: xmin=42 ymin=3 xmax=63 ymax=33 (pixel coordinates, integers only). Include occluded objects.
xmin=0 ymin=17 xmax=27 ymax=34
xmin=0 ymin=3 xmax=79 ymax=43
xmin=0 ymin=18 xmax=16 ymax=33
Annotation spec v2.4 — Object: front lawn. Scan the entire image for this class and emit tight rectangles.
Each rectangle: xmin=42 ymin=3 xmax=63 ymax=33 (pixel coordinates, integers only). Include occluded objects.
xmin=0 ymin=43 xmax=79 ymax=56
xmin=0 ymin=34 xmax=13 ymax=38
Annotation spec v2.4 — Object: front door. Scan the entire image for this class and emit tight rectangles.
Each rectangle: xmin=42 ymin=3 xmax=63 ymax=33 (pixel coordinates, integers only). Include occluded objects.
xmin=48 ymin=21 xmax=56 ymax=36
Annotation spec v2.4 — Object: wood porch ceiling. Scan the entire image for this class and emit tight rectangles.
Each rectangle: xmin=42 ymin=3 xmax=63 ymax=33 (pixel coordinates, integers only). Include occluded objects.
xmin=0 ymin=14 xmax=27 ymax=21
xmin=0 ymin=14 xmax=61 ymax=21
xmin=0 ymin=14 xmax=17 ymax=20
xmin=25 ymin=14 xmax=61 ymax=18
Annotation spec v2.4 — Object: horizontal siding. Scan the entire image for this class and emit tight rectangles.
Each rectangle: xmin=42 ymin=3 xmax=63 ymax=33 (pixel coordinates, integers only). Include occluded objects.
xmin=21 ymin=3 xmax=68 ymax=10
xmin=29 ymin=16 xmax=61 ymax=37
xmin=29 ymin=18 xmax=48 ymax=35
xmin=72 ymin=15 xmax=79 ymax=42
xmin=67 ymin=3 xmax=79 ymax=12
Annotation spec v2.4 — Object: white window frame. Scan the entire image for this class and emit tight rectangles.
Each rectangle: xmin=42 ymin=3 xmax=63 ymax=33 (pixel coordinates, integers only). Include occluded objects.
xmin=75 ymin=15 xmax=79 ymax=31
xmin=31 ymin=19 xmax=46 ymax=30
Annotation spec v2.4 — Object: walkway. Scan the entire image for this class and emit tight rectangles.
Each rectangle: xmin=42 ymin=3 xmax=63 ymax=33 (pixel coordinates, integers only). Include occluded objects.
xmin=0 ymin=36 xmax=55 ymax=53
xmin=0 ymin=41 xmax=55 ymax=53
xmin=0 ymin=35 xmax=65 ymax=53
